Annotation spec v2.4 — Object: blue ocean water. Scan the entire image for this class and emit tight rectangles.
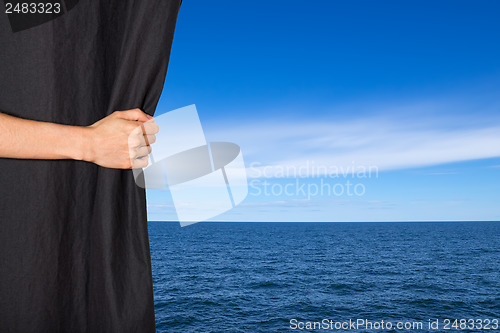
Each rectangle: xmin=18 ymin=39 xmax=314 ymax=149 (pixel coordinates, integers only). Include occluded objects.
xmin=149 ymin=222 xmax=500 ymax=332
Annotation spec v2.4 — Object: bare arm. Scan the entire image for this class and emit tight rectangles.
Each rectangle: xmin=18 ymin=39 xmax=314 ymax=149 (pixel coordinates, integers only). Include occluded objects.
xmin=0 ymin=109 xmax=158 ymax=169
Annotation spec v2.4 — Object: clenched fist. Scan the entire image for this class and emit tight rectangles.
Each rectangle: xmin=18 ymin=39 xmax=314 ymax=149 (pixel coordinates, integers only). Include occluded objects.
xmin=85 ymin=108 xmax=159 ymax=169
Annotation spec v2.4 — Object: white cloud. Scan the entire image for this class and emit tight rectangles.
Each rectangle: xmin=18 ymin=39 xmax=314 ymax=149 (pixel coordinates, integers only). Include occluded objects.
xmin=206 ymin=109 xmax=500 ymax=177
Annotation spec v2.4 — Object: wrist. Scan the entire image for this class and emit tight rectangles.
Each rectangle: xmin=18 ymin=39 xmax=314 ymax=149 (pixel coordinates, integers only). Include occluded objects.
xmin=71 ymin=126 xmax=94 ymax=162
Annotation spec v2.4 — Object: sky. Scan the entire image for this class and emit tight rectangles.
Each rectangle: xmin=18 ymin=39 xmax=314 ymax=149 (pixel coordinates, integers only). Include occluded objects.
xmin=147 ymin=0 xmax=500 ymax=222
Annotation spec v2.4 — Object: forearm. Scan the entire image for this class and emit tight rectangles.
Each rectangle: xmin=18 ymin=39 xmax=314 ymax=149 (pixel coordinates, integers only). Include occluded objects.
xmin=0 ymin=112 xmax=90 ymax=161
xmin=0 ymin=109 xmax=156 ymax=169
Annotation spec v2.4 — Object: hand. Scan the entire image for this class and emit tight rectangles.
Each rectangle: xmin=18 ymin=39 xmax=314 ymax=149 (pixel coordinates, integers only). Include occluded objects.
xmin=84 ymin=109 xmax=159 ymax=169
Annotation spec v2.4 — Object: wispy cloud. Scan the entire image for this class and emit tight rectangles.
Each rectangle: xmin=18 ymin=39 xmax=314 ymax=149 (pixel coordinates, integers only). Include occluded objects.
xmin=206 ymin=103 xmax=500 ymax=177
xmin=425 ymin=171 xmax=460 ymax=176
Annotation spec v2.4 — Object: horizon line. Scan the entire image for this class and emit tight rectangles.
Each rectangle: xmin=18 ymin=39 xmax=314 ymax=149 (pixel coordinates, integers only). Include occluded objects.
xmin=147 ymin=220 xmax=500 ymax=223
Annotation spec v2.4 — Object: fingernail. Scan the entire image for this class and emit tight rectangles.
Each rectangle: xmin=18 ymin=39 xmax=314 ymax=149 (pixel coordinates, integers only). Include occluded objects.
xmin=146 ymin=114 xmax=154 ymax=120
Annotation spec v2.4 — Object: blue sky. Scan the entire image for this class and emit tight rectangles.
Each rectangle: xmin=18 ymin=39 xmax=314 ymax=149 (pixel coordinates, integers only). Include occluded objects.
xmin=147 ymin=0 xmax=500 ymax=222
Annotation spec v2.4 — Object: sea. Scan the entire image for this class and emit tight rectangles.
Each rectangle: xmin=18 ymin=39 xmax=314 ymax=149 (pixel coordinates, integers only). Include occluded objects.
xmin=148 ymin=222 xmax=500 ymax=333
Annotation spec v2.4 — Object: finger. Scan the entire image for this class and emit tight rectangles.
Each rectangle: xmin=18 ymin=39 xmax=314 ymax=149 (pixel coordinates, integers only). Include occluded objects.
xmin=134 ymin=145 xmax=153 ymax=158
xmin=131 ymin=156 xmax=149 ymax=169
xmin=141 ymin=124 xmax=150 ymax=146
xmin=141 ymin=121 xmax=159 ymax=135
xmin=129 ymin=144 xmax=152 ymax=159
xmin=144 ymin=134 xmax=156 ymax=145
xmin=128 ymin=128 xmax=147 ymax=148
xmin=115 ymin=108 xmax=153 ymax=122
xmin=129 ymin=121 xmax=145 ymax=136
xmin=127 ymin=122 xmax=158 ymax=148
xmin=134 ymin=134 xmax=156 ymax=148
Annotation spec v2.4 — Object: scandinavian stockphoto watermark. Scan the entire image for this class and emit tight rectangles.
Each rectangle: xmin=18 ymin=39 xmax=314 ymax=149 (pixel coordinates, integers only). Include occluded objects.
xmin=127 ymin=105 xmax=378 ymax=224
xmin=289 ymin=318 xmax=499 ymax=331
xmin=129 ymin=105 xmax=248 ymax=227
xmin=248 ymin=161 xmax=379 ymax=200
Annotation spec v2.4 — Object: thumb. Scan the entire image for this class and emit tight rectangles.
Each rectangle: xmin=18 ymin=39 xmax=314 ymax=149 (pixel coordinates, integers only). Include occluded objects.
xmin=115 ymin=108 xmax=153 ymax=122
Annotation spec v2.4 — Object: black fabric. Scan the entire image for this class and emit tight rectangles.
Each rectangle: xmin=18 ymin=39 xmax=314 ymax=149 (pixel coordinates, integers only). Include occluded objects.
xmin=0 ymin=1 xmax=181 ymax=332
